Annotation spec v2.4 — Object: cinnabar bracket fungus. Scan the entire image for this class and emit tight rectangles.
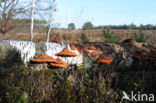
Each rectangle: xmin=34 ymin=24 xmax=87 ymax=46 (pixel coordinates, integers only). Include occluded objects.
xmin=76 ymin=46 xmax=84 ymax=53
xmin=53 ymin=40 xmax=62 ymax=44
xmin=52 ymin=58 xmax=65 ymax=64
xmin=56 ymin=48 xmax=78 ymax=57
xmin=73 ymin=41 xmax=83 ymax=45
xmin=132 ymin=49 xmax=151 ymax=60
xmin=149 ymin=54 xmax=156 ymax=59
xmin=150 ymin=49 xmax=156 ymax=55
xmin=31 ymin=54 xmax=57 ymax=63
xmin=132 ymin=55 xmax=142 ymax=60
xmin=50 ymin=63 xmax=68 ymax=68
xmin=88 ymin=45 xmax=97 ymax=50
xmin=85 ymin=45 xmax=97 ymax=54
xmin=96 ymin=55 xmax=113 ymax=64
xmin=31 ymin=54 xmax=68 ymax=68
xmin=132 ymin=53 xmax=156 ymax=60
xmin=135 ymin=49 xmax=143 ymax=54
xmin=84 ymin=46 xmax=103 ymax=58
xmin=70 ymin=44 xmax=77 ymax=50
xmin=50 ymin=58 xmax=68 ymax=68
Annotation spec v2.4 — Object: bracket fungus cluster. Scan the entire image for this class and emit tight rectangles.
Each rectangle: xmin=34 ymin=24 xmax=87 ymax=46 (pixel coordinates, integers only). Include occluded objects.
xmin=31 ymin=46 xmax=82 ymax=68
xmin=31 ymin=54 xmax=68 ymax=68
xmin=1 ymin=40 xmax=83 ymax=68
xmin=1 ymin=41 xmax=117 ymax=69
xmin=56 ymin=47 xmax=83 ymax=66
xmin=30 ymin=43 xmax=84 ymax=68
xmin=132 ymin=49 xmax=156 ymax=60
xmin=149 ymin=49 xmax=156 ymax=59
xmin=83 ymin=45 xmax=114 ymax=64
xmin=45 ymin=42 xmax=83 ymax=66
xmin=84 ymin=45 xmax=103 ymax=58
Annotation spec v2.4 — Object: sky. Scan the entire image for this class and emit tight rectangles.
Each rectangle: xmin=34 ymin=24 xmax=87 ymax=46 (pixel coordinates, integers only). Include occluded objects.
xmin=54 ymin=0 xmax=156 ymax=28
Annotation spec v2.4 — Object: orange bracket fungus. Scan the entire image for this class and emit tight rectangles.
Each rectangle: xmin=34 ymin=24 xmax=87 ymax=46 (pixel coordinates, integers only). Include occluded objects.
xmin=31 ymin=54 xmax=57 ymax=63
xmin=96 ymin=54 xmax=113 ymax=64
xmin=50 ymin=63 xmax=68 ymax=68
xmin=88 ymin=45 xmax=97 ymax=50
xmin=56 ymin=48 xmax=78 ymax=57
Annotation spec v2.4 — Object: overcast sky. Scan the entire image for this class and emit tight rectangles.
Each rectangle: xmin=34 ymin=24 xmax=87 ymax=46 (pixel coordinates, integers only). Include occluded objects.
xmin=53 ymin=0 xmax=156 ymax=28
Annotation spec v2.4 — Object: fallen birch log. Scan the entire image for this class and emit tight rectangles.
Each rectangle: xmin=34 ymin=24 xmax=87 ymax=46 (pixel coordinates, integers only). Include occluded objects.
xmin=0 ymin=40 xmax=156 ymax=72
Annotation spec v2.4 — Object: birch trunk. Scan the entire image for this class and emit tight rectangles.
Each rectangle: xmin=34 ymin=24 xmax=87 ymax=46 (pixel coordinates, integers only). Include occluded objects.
xmin=30 ymin=0 xmax=35 ymax=41
xmin=46 ymin=0 xmax=56 ymax=42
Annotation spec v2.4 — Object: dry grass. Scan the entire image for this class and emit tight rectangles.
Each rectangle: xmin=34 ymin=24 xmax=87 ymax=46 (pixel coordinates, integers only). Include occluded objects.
xmin=0 ymin=29 xmax=156 ymax=44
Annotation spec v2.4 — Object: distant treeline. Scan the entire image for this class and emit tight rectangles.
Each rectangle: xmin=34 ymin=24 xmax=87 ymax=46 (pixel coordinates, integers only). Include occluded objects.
xmin=93 ymin=24 xmax=156 ymax=30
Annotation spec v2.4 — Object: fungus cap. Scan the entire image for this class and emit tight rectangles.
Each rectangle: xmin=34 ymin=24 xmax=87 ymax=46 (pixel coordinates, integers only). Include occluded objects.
xmin=70 ymin=44 xmax=77 ymax=50
xmin=132 ymin=55 xmax=141 ymax=60
xmin=56 ymin=48 xmax=78 ymax=57
xmin=50 ymin=63 xmax=68 ymax=68
xmin=53 ymin=58 xmax=65 ymax=64
xmin=88 ymin=45 xmax=97 ymax=50
xmin=135 ymin=49 xmax=143 ymax=54
xmin=31 ymin=54 xmax=57 ymax=62
xmin=96 ymin=59 xmax=112 ymax=64
xmin=73 ymin=41 xmax=83 ymax=45
xmin=54 ymin=40 xmax=62 ymax=44
xmin=150 ymin=49 xmax=156 ymax=54
xmin=96 ymin=55 xmax=113 ymax=64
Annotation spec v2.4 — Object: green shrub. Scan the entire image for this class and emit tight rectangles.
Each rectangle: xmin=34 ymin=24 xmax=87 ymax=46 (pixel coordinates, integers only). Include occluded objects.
xmin=131 ymin=30 xmax=149 ymax=43
xmin=0 ymin=54 xmax=155 ymax=103
xmin=80 ymin=33 xmax=89 ymax=42
xmin=101 ymin=29 xmax=118 ymax=43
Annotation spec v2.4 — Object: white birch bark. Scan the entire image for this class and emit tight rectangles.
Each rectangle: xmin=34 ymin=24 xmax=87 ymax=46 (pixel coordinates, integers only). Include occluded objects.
xmin=46 ymin=0 xmax=56 ymax=42
xmin=30 ymin=0 xmax=35 ymax=41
